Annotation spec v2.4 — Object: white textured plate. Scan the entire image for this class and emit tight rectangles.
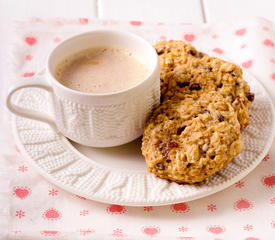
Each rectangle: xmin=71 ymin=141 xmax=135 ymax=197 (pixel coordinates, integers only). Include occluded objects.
xmin=13 ymin=70 xmax=274 ymax=206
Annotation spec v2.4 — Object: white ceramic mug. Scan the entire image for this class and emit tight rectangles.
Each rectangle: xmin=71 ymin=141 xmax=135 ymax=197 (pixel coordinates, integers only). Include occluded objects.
xmin=6 ymin=30 xmax=160 ymax=147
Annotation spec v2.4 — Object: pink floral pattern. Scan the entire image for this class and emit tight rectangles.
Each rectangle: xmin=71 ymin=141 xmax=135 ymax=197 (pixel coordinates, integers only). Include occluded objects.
xmin=42 ymin=208 xmax=61 ymax=220
xmin=22 ymin=72 xmax=35 ymax=77
xmin=106 ymin=204 xmax=126 ymax=214
xmin=171 ymin=202 xmax=190 ymax=213
xmin=53 ymin=37 xmax=61 ymax=43
xmin=110 ymin=228 xmax=127 ymax=238
xmin=48 ymin=188 xmax=58 ymax=196
xmin=262 ymin=174 xmax=275 ymax=188
xmin=178 ymin=226 xmax=188 ymax=232
xmin=263 ymin=39 xmax=274 ymax=47
xmin=40 ymin=230 xmax=60 ymax=236
xmin=242 ymin=60 xmax=253 ymax=69
xmin=15 ymin=210 xmax=25 ymax=219
xmin=183 ymin=33 xmax=195 ymax=42
xmin=262 ymin=154 xmax=270 ymax=162
xmin=24 ymin=36 xmax=37 ymax=46
xmin=141 ymin=226 xmax=160 ymax=237
xmin=79 ymin=18 xmax=89 ymax=24
xmin=25 ymin=55 xmax=33 ymax=60
xmin=207 ymin=203 xmax=217 ymax=211
xmin=235 ymin=180 xmax=245 ymax=188
xmin=207 ymin=225 xmax=225 ymax=234
xmin=212 ymin=47 xmax=223 ymax=54
xmin=79 ymin=209 xmax=89 ymax=216
xmin=144 ymin=206 xmax=153 ymax=212
xmin=234 ymin=199 xmax=253 ymax=211
xmin=243 ymin=224 xmax=253 ymax=231
xmin=130 ymin=20 xmax=142 ymax=26
xmin=13 ymin=186 xmax=31 ymax=199
xmin=212 ymin=34 xmax=218 ymax=39
xmin=79 ymin=229 xmax=94 ymax=236
xmin=2 ymin=18 xmax=275 ymax=239
xmin=18 ymin=165 xmax=28 ymax=172
xmin=235 ymin=28 xmax=247 ymax=36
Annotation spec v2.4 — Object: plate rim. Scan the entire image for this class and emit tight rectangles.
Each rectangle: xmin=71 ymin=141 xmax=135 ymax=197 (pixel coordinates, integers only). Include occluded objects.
xmin=12 ymin=70 xmax=275 ymax=206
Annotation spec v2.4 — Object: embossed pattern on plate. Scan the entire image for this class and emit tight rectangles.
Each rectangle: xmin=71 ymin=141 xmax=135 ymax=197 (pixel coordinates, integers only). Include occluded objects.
xmin=13 ymin=69 xmax=274 ymax=206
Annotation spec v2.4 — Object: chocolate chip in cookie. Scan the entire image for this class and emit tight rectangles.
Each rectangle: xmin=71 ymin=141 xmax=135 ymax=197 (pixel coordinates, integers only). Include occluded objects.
xmin=177 ymin=126 xmax=186 ymax=135
xmin=155 ymin=162 xmax=165 ymax=170
xmin=246 ymin=92 xmax=255 ymax=102
xmin=205 ymin=66 xmax=213 ymax=72
xmin=154 ymin=40 xmax=252 ymax=130
xmin=156 ymin=47 xmax=165 ymax=55
xmin=199 ymin=52 xmax=204 ymax=58
xmin=218 ymin=114 xmax=225 ymax=122
xmin=189 ymin=83 xmax=201 ymax=91
xmin=187 ymin=49 xmax=196 ymax=56
xmin=202 ymin=109 xmax=210 ymax=114
xmin=160 ymin=142 xmax=178 ymax=160
xmin=142 ymin=91 xmax=243 ymax=183
xmin=217 ymin=83 xmax=223 ymax=88
xmin=177 ymin=82 xmax=190 ymax=88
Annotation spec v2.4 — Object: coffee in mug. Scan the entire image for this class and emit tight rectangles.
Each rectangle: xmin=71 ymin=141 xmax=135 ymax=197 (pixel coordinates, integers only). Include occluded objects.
xmin=54 ymin=46 xmax=150 ymax=94
xmin=6 ymin=30 xmax=160 ymax=147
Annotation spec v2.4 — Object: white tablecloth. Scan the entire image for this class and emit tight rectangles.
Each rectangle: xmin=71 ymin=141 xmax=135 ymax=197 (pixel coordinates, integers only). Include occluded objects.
xmin=1 ymin=17 xmax=275 ymax=239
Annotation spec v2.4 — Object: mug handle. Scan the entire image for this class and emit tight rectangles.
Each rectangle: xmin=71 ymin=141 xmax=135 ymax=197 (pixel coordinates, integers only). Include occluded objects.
xmin=6 ymin=70 xmax=58 ymax=132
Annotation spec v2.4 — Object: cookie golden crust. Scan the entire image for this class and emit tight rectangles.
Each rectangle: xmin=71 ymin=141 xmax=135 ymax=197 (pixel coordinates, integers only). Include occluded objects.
xmin=154 ymin=40 xmax=254 ymax=129
xmin=141 ymin=92 xmax=243 ymax=183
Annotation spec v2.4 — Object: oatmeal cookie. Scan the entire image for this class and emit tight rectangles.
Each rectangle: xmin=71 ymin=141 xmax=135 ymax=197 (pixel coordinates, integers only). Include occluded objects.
xmin=142 ymin=92 xmax=243 ymax=183
xmin=154 ymin=40 xmax=254 ymax=129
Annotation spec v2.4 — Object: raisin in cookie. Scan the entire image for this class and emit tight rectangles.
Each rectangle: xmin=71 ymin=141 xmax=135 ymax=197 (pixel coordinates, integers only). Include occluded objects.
xmin=155 ymin=40 xmax=254 ymax=129
xmin=141 ymin=92 xmax=243 ymax=183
